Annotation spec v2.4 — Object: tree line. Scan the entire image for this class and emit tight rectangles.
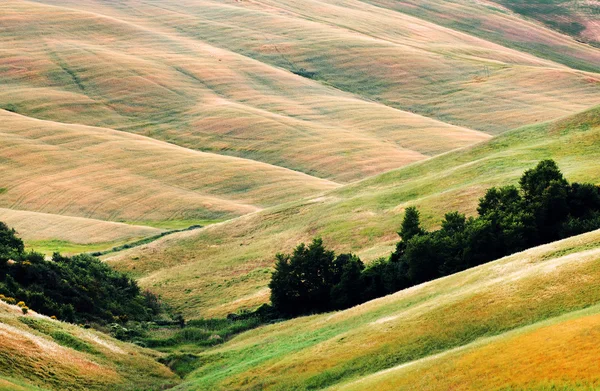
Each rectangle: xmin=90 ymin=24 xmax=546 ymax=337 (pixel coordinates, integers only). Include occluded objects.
xmin=0 ymin=223 xmax=162 ymax=324
xmin=269 ymin=160 xmax=600 ymax=317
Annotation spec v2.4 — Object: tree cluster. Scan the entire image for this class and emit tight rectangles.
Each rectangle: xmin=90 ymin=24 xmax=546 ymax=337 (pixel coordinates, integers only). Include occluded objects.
xmin=269 ymin=160 xmax=600 ymax=316
xmin=0 ymin=222 xmax=162 ymax=324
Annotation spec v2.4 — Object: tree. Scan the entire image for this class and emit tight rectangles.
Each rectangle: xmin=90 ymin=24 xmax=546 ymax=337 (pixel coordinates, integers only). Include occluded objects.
xmin=330 ymin=254 xmax=364 ymax=310
xmin=0 ymin=222 xmax=24 ymax=259
xmin=398 ymin=206 xmax=425 ymax=242
xmin=391 ymin=207 xmax=425 ymax=263
xmin=269 ymin=238 xmax=337 ymax=316
xmin=519 ymin=159 xmax=568 ymax=203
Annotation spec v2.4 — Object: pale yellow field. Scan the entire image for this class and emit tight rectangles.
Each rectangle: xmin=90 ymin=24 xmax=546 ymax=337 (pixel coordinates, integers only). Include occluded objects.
xmin=32 ymin=0 xmax=600 ymax=135
xmin=0 ymin=207 xmax=161 ymax=244
xmin=0 ymin=0 xmax=494 ymax=183
xmin=1 ymin=0 xmax=599 ymax=247
xmin=0 ymin=109 xmax=339 ymax=224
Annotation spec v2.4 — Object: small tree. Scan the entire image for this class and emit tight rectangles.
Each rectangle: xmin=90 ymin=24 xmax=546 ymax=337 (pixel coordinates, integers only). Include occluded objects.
xmin=398 ymin=206 xmax=425 ymax=242
xmin=391 ymin=207 xmax=425 ymax=263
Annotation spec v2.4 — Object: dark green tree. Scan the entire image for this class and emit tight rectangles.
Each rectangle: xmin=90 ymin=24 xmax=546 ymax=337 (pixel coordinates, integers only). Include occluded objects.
xmin=391 ymin=206 xmax=425 ymax=263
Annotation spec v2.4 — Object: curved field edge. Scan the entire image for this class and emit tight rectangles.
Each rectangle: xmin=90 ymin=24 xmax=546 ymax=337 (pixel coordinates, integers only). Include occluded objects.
xmin=106 ymin=105 xmax=600 ymax=318
xmin=333 ymin=306 xmax=600 ymax=391
xmin=0 ymin=208 xmax=164 ymax=255
xmin=173 ymin=229 xmax=600 ymax=390
xmin=0 ymin=301 xmax=178 ymax=391
xmin=0 ymin=109 xmax=338 ymax=225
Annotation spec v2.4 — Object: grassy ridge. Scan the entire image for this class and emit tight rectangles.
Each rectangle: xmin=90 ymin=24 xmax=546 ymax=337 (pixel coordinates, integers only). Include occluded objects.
xmin=491 ymin=0 xmax=600 ymax=47
xmin=0 ymin=109 xmax=338 ymax=226
xmin=107 ymin=106 xmax=600 ymax=318
xmin=70 ymin=0 xmax=600 ymax=134
xmin=0 ymin=0 xmax=491 ymax=183
xmin=0 ymin=301 xmax=177 ymax=391
xmin=0 ymin=208 xmax=163 ymax=255
xmin=362 ymin=0 xmax=600 ymax=73
xmin=336 ymin=307 xmax=600 ymax=391
xmin=173 ymin=230 xmax=600 ymax=390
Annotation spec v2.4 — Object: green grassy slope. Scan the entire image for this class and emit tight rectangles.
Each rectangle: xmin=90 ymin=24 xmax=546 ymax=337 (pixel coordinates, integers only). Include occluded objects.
xmin=107 ymin=105 xmax=600 ymax=318
xmin=0 ymin=301 xmax=178 ymax=391
xmin=491 ymin=0 xmax=600 ymax=47
xmin=362 ymin=0 xmax=600 ymax=73
xmin=173 ymin=229 xmax=600 ymax=390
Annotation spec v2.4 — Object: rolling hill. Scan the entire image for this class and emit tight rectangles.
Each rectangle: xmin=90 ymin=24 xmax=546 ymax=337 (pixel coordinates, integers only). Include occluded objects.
xmin=0 ymin=300 xmax=178 ymax=391
xmin=106 ymin=105 xmax=600 ymax=318
xmin=173 ymin=229 xmax=600 ymax=390
xmin=1 ymin=0 xmax=598 ymax=248
xmin=0 ymin=0 xmax=600 ymax=389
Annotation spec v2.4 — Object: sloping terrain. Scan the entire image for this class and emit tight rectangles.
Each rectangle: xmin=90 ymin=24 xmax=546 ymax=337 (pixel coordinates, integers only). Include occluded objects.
xmin=107 ymin=106 xmax=600 ymax=317
xmin=0 ymin=109 xmax=337 ymax=223
xmin=0 ymin=208 xmax=163 ymax=254
xmin=173 ymin=229 xmax=600 ymax=390
xmin=17 ymin=0 xmax=600 ymax=136
xmin=0 ymin=0 xmax=491 ymax=183
xmin=1 ymin=0 xmax=599 ymax=250
xmin=491 ymin=0 xmax=600 ymax=47
xmin=0 ymin=301 xmax=177 ymax=391
xmin=361 ymin=0 xmax=600 ymax=72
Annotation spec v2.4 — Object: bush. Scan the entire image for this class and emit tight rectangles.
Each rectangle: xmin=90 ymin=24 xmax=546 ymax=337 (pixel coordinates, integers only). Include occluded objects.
xmin=0 ymin=228 xmax=166 ymax=325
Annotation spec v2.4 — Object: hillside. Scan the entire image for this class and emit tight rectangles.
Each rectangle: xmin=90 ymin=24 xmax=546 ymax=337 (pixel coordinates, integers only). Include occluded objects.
xmin=0 ymin=0 xmax=492 ymax=183
xmin=0 ymin=109 xmax=337 ymax=223
xmin=0 ymin=300 xmax=177 ymax=391
xmin=491 ymin=0 xmax=600 ymax=47
xmin=5 ymin=0 xmax=598 ymax=137
xmin=1 ymin=0 xmax=599 ymax=251
xmin=1 ymin=0 xmax=600 ymax=389
xmin=174 ymin=229 xmax=600 ymax=390
xmin=107 ymin=106 xmax=600 ymax=317
xmin=0 ymin=208 xmax=163 ymax=255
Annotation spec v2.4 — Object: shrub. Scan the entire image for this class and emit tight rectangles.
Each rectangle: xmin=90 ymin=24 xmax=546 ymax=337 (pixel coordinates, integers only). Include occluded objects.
xmin=0 ymin=228 xmax=165 ymax=325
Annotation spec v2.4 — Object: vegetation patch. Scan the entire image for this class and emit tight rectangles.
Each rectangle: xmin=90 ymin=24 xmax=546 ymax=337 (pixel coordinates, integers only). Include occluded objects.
xmin=268 ymin=160 xmax=600 ymax=317
xmin=0 ymin=222 xmax=165 ymax=325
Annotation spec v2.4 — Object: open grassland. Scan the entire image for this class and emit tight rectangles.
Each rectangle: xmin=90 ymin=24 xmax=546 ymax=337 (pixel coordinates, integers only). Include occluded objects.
xmin=0 ymin=108 xmax=337 ymax=225
xmin=491 ymin=0 xmax=600 ymax=47
xmin=107 ymin=106 xmax=600 ymax=318
xmin=1 ymin=0 xmax=599 ymax=248
xmin=0 ymin=0 xmax=493 ymax=182
xmin=0 ymin=208 xmax=163 ymax=255
xmin=0 ymin=301 xmax=177 ymax=391
xmin=361 ymin=0 xmax=600 ymax=73
xmin=335 ymin=308 xmax=600 ymax=391
xmin=172 ymin=230 xmax=600 ymax=390
xmin=32 ymin=0 xmax=600 ymax=134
